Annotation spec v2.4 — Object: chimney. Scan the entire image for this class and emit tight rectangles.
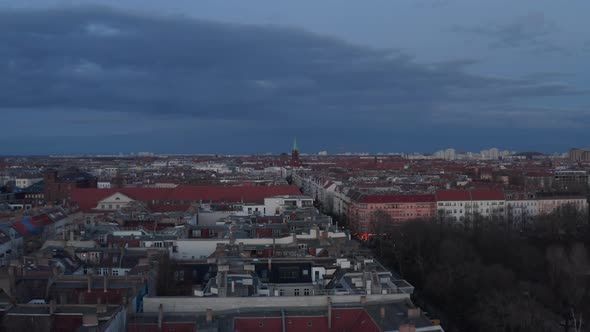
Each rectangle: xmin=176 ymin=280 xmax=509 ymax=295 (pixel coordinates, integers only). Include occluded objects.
xmin=87 ymin=274 xmax=93 ymax=293
xmin=7 ymin=266 xmax=16 ymax=296
xmin=380 ymin=307 xmax=386 ymax=319
xmin=96 ymin=297 xmax=107 ymax=314
xmin=52 ymin=265 xmax=60 ymax=278
xmin=49 ymin=299 xmax=57 ymax=315
xmin=206 ymin=308 xmax=213 ymax=324
xmin=38 ymin=257 xmax=50 ymax=266
xmin=96 ymin=302 xmax=107 ymax=314
xmin=82 ymin=314 xmax=99 ymax=332
xmin=399 ymin=324 xmax=416 ymax=332
xmin=267 ymin=258 xmax=272 ymax=271
xmin=59 ymin=293 xmax=67 ymax=304
xmin=126 ymin=296 xmax=133 ymax=315
xmin=327 ymin=297 xmax=332 ymax=329
xmin=313 ymin=225 xmax=320 ymax=239
xmin=408 ymin=308 xmax=421 ymax=319
xmin=103 ymin=275 xmax=108 ymax=293
xmin=158 ymin=304 xmax=164 ymax=330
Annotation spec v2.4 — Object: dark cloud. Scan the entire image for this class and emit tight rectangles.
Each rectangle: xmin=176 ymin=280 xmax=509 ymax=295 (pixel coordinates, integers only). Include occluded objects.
xmin=0 ymin=6 xmax=587 ymax=154
xmin=452 ymin=12 xmax=564 ymax=54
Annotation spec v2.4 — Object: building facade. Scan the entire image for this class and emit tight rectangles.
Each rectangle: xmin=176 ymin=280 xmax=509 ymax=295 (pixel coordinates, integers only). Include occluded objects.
xmin=348 ymin=194 xmax=436 ymax=234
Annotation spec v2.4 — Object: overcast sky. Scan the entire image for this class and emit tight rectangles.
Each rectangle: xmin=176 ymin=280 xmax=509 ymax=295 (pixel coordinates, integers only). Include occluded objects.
xmin=1 ymin=0 xmax=589 ymax=154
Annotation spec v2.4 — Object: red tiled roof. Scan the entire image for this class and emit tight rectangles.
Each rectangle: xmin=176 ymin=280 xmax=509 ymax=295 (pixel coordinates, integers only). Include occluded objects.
xmin=166 ymin=185 xmax=301 ymax=203
xmin=471 ymin=189 xmax=505 ymax=201
xmin=71 ymin=185 xmax=302 ymax=211
xmin=436 ymin=190 xmax=471 ymax=201
xmin=359 ymin=194 xmax=435 ymax=204
xmin=436 ymin=189 xmax=505 ymax=201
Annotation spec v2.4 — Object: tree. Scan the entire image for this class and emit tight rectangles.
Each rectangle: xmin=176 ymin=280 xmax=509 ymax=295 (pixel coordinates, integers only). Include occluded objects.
xmin=369 ymin=209 xmax=393 ymax=258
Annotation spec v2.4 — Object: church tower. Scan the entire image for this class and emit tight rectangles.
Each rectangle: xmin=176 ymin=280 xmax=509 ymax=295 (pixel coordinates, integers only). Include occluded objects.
xmin=291 ymin=138 xmax=300 ymax=166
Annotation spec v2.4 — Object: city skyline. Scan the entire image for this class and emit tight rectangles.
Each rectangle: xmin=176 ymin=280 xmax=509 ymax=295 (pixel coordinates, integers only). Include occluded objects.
xmin=2 ymin=2 xmax=590 ymax=331
xmin=0 ymin=145 xmax=577 ymax=157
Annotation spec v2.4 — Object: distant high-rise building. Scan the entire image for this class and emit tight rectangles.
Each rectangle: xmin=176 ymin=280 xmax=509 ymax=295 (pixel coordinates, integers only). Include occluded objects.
xmin=444 ymin=148 xmax=456 ymax=160
xmin=489 ymin=148 xmax=499 ymax=160
xmin=433 ymin=148 xmax=455 ymax=160
xmin=569 ymin=148 xmax=590 ymax=162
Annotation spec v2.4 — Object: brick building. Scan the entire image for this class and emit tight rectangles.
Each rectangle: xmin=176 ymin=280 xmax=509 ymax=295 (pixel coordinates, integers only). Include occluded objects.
xmin=348 ymin=194 xmax=436 ymax=234
xmin=44 ymin=169 xmax=97 ymax=203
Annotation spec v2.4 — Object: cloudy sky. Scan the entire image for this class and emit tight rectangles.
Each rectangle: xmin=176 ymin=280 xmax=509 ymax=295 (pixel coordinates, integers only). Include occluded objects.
xmin=1 ymin=0 xmax=589 ymax=154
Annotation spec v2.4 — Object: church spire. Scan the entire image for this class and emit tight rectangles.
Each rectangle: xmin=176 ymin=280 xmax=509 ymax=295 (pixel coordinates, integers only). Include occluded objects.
xmin=291 ymin=138 xmax=300 ymax=166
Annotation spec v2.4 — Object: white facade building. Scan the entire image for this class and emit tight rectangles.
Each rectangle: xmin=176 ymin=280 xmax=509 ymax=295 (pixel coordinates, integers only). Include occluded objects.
xmin=15 ymin=177 xmax=43 ymax=189
xmin=97 ymin=181 xmax=112 ymax=189
xmin=505 ymin=193 xmax=539 ymax=223
xmin=261 ymin=195 xmax=314 ymax=215
xmin=95 ymin=192 xmax=135 ymax=211
xmin=436 ymin=190 xmax=506 ymax=222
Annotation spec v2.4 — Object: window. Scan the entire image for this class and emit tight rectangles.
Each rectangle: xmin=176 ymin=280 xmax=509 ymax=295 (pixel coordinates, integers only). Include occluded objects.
xmin=307 ymin=321 xmax=313 ymax=327
xmin=304 ymin=288 xmax=310 ymax=296
xmin=108 ymin=204 xmax=112 ymax=209
xmin=174 ymin=270 xmax=184 ymax=282
xmin=279 ymin=267 xmax=300 ymax=280
xmin=294 ymin=289 xmax=300 ymax=296
xmin=259 ymin=322 xmax=264 ymax=328
xmin=112 ymin=269 xmax=119 ymax=276
xmin=279 ymin=289 xmax=285 ymax=296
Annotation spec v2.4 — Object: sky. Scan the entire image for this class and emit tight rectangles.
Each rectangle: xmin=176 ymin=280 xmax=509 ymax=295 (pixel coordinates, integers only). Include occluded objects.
xmin=1 ymin=0 xmax=590 ymax=155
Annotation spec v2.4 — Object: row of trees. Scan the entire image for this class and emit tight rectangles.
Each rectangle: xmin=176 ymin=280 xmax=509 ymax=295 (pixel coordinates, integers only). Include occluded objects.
xmin=368 ymin=208 xmax=590 ymax=332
